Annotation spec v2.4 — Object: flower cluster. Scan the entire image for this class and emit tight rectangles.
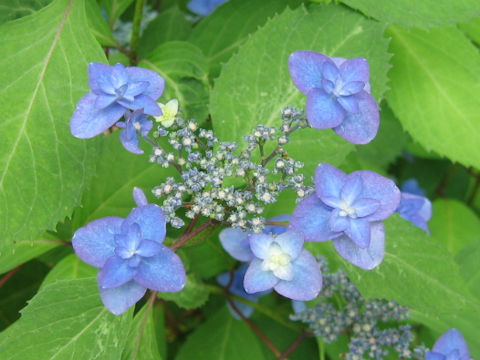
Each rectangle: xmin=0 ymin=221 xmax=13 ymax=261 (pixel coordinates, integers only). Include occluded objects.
xmin=290 ymin=163 xmax=401 ymax=269
xmin=150 ymin=109 xmax=310 ymax=231
xmin=291 ymin=257 xmax=415 ymax=360
xmin=70 ymin=62 xmax=164 ymax=154
xmin=288 ymin=51 xmax=379 ymax=144
xmin=72 ymin=188 xmax=186 ymax=315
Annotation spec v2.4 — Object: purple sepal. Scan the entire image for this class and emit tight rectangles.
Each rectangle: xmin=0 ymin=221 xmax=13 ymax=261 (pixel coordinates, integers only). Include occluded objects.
xmin=396 ymin=192 xmax=432 ymax=234
xmin=219 ymin=228 xmax=254 ymax=261
xmin=333 ymin=222 xmax=385 ymax=270
xmin=244 ymin=259 xmax=279 ymax=293
xmin=133 ymin=187 xmax=148 ymax=207
xmin=98 ymin=257 xmax=136 ymax=289
xmin=99 ymin=280 xmax=146 ymax=315
xmin=306 ymin=88 xmax=345 ymax=129
xmin=288 ymin=51 xmax=328 ymax=94
xmin=430 ymin=329 xmax=470 ymax=360
xmin=122 ymin=204 xmax=166 ymax=244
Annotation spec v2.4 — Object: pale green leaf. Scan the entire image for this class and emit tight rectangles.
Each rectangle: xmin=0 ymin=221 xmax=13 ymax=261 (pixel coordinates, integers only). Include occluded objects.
xmin=188 ymin=0 xmax=302 ymax=78
xmin=340 ymin=0 xmax=480 ymax=28
xmin=140 ymin=6 xmax=191 ymax=57
xmin=86 ymin=0 xmax=117 ymax=47
xmin=0 ymin=0 xmax=106 ymax=256
xmin=175 ymin=307 xmax=266 ymax=360
xmin=456 ymin=239 xmax=480 ymax=299
xmin=140 ymin=41 xmax=209 ymax=121
xmin=429 ymin=199 xmax=480 ymax=254
xmin=158 ymin=274 xmax=209 ymax=309
xmin=211 ymin=4 xmax=390 ymax=176
xmin=41 ymin=253 xmax=96 ymax=287
xmin=386 ymin=25 xmax=480 ymax=169
xmin=459 ymin=17 xmax=480 ymax=46
xmin=0 ymin=277 xmax=132 ymax=360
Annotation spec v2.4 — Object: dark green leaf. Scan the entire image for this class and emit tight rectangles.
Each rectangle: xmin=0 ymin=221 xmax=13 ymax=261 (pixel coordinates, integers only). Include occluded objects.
xmin=103 ymin=0 xmax=134 ymax=27
xmin=0 ymin=0 xmax=52 ymax=24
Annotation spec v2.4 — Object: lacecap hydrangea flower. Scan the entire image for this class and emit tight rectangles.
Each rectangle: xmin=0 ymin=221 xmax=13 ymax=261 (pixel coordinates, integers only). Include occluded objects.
xmin=288 ymin=51 xmax=379 ymax=144
xmin=116 ymin=109 xmax=153 ymax=154
xmin=71 ymin=62 xmax=164 ymax=139
xmin=220 ymin=224 xmax=322 ymax=301
xmin=425 ymin=329 xmax=471 ymax=360
xmin=290 ymin=163 xmax=400 ymax=270
xmin=72 ymin=188 xmax=186 ymax=315
xmin=216 ymin=264 xmax=269 ymax=319
xmin=187 ymin=0 xmax=229 ymax=16
xmin=396 ymin=179 xmax=432 ymax=234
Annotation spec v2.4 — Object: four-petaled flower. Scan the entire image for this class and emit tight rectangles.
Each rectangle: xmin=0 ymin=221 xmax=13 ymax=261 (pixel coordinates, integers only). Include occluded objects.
xmin=116 ymin=109 xmax=153 ymax=154
xmin=290 ymin=163 xmax=400 ymax=270
xmin=425 ymin=329 xmax=471 ymax=360
xmin=71 ymin=62 xmax=164 ymax=139
xmin=216 ymin=264 xmax=270 ymax=319
xmin=72 ymin=187 xmax=186 ymax=315
xmin=155 ymin=99 xmax=179 ymax=128
xmin=288 ymin=51 xmax=379 ymax=144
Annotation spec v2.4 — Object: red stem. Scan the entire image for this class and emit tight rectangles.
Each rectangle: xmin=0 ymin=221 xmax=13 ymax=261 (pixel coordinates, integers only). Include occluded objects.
xmin=170 ymin=220 xmax=214 ymax=251
xmin=277 ymin=330 xmax=307 ymax=360
xmin=0 ymin=266 xmax=21 ymax=288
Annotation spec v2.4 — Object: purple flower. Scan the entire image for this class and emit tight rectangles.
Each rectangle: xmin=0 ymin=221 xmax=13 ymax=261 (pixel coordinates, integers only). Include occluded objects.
xmin=72 ymin=188 xmax=186 ymax=315
xmin=288 ymin=51 xmax=379 ymax=144
xmin=116 ymin=109 xmax=153 ymax=154
xmin=71 ymin=63 xmax=164 ymax=139
xmin=425 ymin=329 xmax=471 ymax=360
xmin=290 ymin=163 xmax=400 ymax=270
xmin=401 ymin=178 xmax=426 ymax=196
xmin=187 ymin=0 xmax=229 ymax=16
xmin=396 ymin=192 xmax=432 ymax=234
xmin=216 ymin=265 xmax=269 ymax=319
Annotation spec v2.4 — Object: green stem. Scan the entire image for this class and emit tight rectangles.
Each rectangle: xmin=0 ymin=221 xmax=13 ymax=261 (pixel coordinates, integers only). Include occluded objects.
xmin=129 ymin=0 xmax=145 ymax=65
xmin=204 ymin=284 xmax=303 ymax=332
xmin=319 ymin=338 xmax=326 ymax=360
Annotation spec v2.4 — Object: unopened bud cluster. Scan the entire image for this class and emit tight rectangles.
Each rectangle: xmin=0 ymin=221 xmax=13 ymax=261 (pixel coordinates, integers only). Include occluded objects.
xmin=149 ymin=107 xmax=310 ymax=231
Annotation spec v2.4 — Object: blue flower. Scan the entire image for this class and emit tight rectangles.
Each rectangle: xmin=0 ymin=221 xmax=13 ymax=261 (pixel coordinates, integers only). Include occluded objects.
xmin=71 ymin=63 xmax=164 ymax=139
xmin=288 ymin=51 xmax=379 ymax=144
xmin=116 ymin=109 xmax=153 ymax=154
xmin=396 ymin=192 xmax=432 ymax=234
xmin=290 ymin=163 xmax=400 ymax=270
xmin=425 ymin=329 xmax=471 ymax=360
xmin=216 ymin=265 xmax=269 ymax=319
xmin=72 ymin=188 xmax=186 ymax=315
xmin=401 ymin=178 xmax=426 ymax=196
xmin=187 ymin=0 xmax=229 ymax=16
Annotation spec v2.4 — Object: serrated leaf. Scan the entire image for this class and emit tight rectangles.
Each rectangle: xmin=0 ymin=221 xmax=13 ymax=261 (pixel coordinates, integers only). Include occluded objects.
xmin=430 ymin=199 xmax=480 ymax=254
xmin=72 ymin=133 xmax=177 ymax=229
xmin=0 ymin=0 xmax=52 ymax=24
xmin=175 ymin=307 xmax=266 ymax=360
xmin=140 ymin=6 xmax=191 ymax=57
xmin=0 ymin=277 xmax=132 ymax=360
xmin=140 ymin=41 xmax=210 ymax=121
xmin=0 ymin=0 xmax=105 ymax=256
xmin=158 ymin=274 xmax=209 ymax=309
xmin=188 ymin=0 xmax=302 ymax=78
xmin=386 ymin=25 xmax=480 ymax=169
xmin=122 ymin=299 xmax=165 ymax=360
xmin=41 ymin=253 xmax=96 ymax=287
xmin=340 ymin=0 xmax=480 ymax=28
xmin=211 ymin=4 xmax=390 ymax=177
xmin=456 ymin=239 xmax=480 ymax=299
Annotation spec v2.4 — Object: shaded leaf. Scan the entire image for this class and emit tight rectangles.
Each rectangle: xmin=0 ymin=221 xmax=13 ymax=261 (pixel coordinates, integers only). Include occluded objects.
xmin=158 ymin=274 xmax=209 ymax=309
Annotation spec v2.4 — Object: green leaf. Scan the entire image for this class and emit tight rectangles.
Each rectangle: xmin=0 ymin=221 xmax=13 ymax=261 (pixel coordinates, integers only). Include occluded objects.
xmin=0 ymin=232 xmax=60 ymax=274
xmin=355 ymin=102 xmax=407 ymax=168
xmin=339 ymin=215 xmax=478 ymax=314
xmin=386 ymin=25 xmax=480 ymax=169
xmin=41 ymin=254 xmax=96 ymax=287
xmin=456 ymin=238 xmax=480 ymax=299
xmin=0 ymin=0 xmax=105 ymax=256
xmin=188 ymin=0 xmax=302 ymax=78
xmin=72 ymin=133 xmax=177 ymax=229
xmin=158 ymin=274 xmax=209 ymax=309
xmin=122 ymin=299 xmax=165 ymax=360
xmin=175 ymin=307 xmax=266 ymax=360
xmin=139 ymin=6 xmax=191 ymax=57
xmin=182 ymin=238 xmax=233 ymax=279
xmin=340 ymin=0 xmax=480 ymax=28
xmin=0 ymin=277 xmax=132 ymax=360
xmin=429 ymin=199 xmax=480 ymax=254
xmin=140 ymin=41 xmax=210 ymax=121
xmin=459 ymin=17 xmax=480 ymax=46
xmin=103 ymin=0 xmax=134 ymax=28
xmin=0 ymin=0 xmax=52 ymax=24
xmin=86 ymin=0 xmax=117 ymax=47
xmin=211 ymin=4 xmax=390 ymax=176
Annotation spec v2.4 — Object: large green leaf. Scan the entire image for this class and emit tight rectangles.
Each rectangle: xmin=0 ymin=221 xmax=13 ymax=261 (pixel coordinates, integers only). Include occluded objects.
xmin=41 ymin=253 xmax=96 ymax=287
xmin=0 ymin=0 xmax=105 ymax=256
xmin=459 ymin=17 xmax=480 ymax=46
xmin=0 ymin=0 xmax=52 ymax=24
xmin=72 ymin=134 xmax=177 ymax=229
xmin=456 ymin=239 xmax=480 ymax=299
xmin=386 ymin=25 xmax=480 ymax=169
xmin=340 ymin=0 xmax=480 ymax=28
xmin=188 ymin=0 xmax=302 ymax=78
xmin=429 ymin=199 xmax=480 ymax=254
xmin=86 ymin=0 xmax=117 ymax=47
xmin=0 ymin=277 xmax=132 ymax=360
xmin=140 ymin=41 xmax=210 ymax=121
xmin=175 ymin=307 xmax=266 ymax=360
xmin=211 ymin=4 xmax=390 ymax=177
